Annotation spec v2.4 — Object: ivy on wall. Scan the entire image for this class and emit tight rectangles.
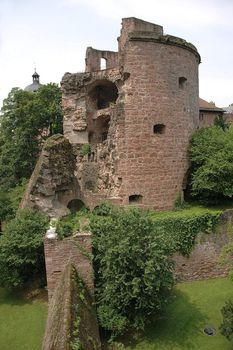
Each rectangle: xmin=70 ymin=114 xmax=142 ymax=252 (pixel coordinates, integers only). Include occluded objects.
xmin=150 ymin=208 xmax=222 ymax=256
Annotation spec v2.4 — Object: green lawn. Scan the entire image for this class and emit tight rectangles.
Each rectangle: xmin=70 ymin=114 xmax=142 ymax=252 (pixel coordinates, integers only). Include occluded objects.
xmin=0 ymin=288 xmax=47 ymax=350
xmin=121 ymin=278 xmax=233 ymax=350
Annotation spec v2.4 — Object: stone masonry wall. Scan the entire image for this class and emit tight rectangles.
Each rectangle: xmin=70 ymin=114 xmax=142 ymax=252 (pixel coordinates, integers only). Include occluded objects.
xmin=42 ymin=264 xmax=101 ymax=350
xmin=44 ymin=232 xmax=94 ymax=300
xmin=174 ymin=210 xmax=233 ymax=281
xmin=61 ymin=17 xmax=201 ymax=211
xmin=174 ymin=232 xmax=232 ymax=281
xmin=116 ymin=35 xmax=200 ymax=210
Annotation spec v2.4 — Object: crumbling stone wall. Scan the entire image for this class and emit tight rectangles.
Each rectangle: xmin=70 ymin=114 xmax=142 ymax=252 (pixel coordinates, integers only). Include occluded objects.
xmin=42 ymin=264 xmax=101 ymax=350
xmin=61 ymin=17 xmax=201 ymax=211
xmin=20 ymin=134 xmax=79 ymax=218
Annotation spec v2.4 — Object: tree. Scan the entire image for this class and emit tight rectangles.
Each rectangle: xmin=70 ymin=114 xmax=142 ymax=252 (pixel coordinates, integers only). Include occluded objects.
xmin=0 ymin=84 xmax=63 ymax=189
xmin=0 ymin=209 xmax=49 ymax=288
xmin=189 ymin=125 xmax=233 ymax=201
xmin=214 ymin=114 xmax=229 ymax=131
xmin=90 ymin=207 xmax=174 ymax=335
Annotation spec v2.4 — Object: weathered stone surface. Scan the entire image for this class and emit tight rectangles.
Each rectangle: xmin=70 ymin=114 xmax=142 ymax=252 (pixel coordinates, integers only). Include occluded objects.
xmin=42 ymin=264 xmax=101 ymax=350
xmin=20 ymin=134 xmax=78 ymax=218
xmin=61 ymin=17 xmax=200 ymax=211
xmin=44 ymin=231 xmax=94 ymax=300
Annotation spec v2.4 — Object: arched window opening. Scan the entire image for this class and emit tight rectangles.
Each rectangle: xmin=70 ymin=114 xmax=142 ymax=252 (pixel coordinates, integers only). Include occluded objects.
xmin=100 ymin=57 xmax=107 ymax=70
xmin=153 ymin=124 xmax=166 ymax=134
xmin=179 ymin=77 xmax=187 ymax=89
xmin=67 ymin=199 xmax=85 ymax=213
xmin=129 ymin=194 xmax=143 ymax=205
xmin=89 ymin=80 xmax=118 ymax=110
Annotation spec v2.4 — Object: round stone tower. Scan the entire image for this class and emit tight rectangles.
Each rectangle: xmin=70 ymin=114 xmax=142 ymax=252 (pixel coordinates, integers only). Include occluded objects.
xmin=61 ymin=17 xmax=200 ymax=211
xmin=116 ymin=18 xmax=200 ymax=210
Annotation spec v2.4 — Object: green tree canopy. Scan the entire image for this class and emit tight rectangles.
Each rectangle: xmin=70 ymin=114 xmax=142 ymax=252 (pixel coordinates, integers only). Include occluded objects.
xmin=189 ymin=125 xmax=233 ymax=201
xmin=90 ymin=207 xmax=174 ymax=335
xmin=0 ymin=209 xmax=49 ymax=288
xmin=0 ymin=84 xmax=63 ymax=189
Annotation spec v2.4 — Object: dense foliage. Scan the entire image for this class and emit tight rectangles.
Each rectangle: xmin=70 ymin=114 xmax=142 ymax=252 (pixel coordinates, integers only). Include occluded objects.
xmin=91 ymin=207 xmax=175 ymax=335
xmin=0 ymin=209 xmax=49 ymax=288
xmin=220 ymin=299 xmax=233 ymax=340
xmin=189 ymin=125 xmax=233 ymax=201
xmin=0 ymin=180 xmax=27 ymax=222
xmin=55 ymin=204 xmax=222 ymax=337
xmin=0 ymin=84 xmax=63 ymax=189
xmin=150 ymin=208 xmax=222 ymax=256
xmin=56 ymin=213 xmax=81 ymax=239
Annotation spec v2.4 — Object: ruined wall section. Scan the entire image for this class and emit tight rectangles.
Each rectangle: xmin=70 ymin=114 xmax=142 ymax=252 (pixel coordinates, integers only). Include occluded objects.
xmin=61 ymin=18 xmax=200 ymax=211
xmin=85 ymin=47 xmax=118 ymax=72
xmin=42 ymin=264 xmax=101 ymax=350
xmin=44 ymin=231 xmax=94 ymax=299
xmin=20 ymin=134 xmax=78 ymax=218
xmin=115 ymin=27 xmax=200 ymax=210
xmin=62 ymin=68 xmax=128 ymax=209
xmin=118 ymin=17 xmax=163 ymax=65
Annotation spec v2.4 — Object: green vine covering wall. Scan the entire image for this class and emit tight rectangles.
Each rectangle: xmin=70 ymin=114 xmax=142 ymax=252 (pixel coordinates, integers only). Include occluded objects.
xmin=150 ymin=207 xmax=223 ymax=256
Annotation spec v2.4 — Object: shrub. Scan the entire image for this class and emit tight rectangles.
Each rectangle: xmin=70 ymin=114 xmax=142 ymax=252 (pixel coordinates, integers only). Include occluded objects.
xmin=80 ymin=144 xmax=91 ymax=156
xmin=220 ymin=299 xmax=233 ymax=340
xmin=90 ymin=207 xmax=175 ymax=336
xmin=92 ymin=202 xmax=113 ymax=216
xmin=0 ymin=209 xmax=49 ymax=288
xmin=56 ymin=212 xmax=86 ymax=239
xmin=56 ymin=214 xmax=79 ymax=239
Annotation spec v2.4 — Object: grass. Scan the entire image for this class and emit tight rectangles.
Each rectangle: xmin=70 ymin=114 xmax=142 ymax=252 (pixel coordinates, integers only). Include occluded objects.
xmin=117 ymin=278 xmax=233 ymax=350
xmin=0 ymin=288 xmax=47 ymax=350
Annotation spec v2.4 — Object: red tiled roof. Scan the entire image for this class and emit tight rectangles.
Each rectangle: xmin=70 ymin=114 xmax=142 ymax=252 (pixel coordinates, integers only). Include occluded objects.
xmin=199 ymin=98 xmax=224 ymax=112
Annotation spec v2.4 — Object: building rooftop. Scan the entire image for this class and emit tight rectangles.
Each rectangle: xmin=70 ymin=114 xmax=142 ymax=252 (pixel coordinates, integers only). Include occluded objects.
xmin=25 ymin=71 xmax=43 ymax=92
xmin=199 ymin=98 xmax=224 ymax=112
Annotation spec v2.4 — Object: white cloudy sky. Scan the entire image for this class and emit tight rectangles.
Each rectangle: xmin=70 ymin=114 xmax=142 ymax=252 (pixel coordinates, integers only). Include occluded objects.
xmin=0 ymin=0 xmax=232 ymax=107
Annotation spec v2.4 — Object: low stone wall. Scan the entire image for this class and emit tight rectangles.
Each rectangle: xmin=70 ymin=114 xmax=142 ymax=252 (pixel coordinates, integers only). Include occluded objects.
xmin=44 ymin=232 xmax=94 ymax=300
xmin=42 ymin=264 xmax=101 ymax=350
xmin=174 ymin=210 xmax=233 ymax=281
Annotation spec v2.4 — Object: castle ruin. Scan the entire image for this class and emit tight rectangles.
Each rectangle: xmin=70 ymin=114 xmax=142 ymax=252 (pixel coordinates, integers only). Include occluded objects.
xmin=61 ymin=17 xmax=201 ymax=212
xmin=21 ymin=17 xmax=201 ymax=217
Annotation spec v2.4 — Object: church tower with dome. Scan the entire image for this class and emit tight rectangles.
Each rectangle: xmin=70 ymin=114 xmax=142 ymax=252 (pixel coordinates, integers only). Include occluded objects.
xmin=25 ymin=70 xmax=43 ymax=92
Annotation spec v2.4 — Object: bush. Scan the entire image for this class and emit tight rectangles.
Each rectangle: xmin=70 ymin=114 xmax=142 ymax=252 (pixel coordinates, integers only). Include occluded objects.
xmin=56 ymin=206 xmax=90 ymax=239
xmin=90 ymin=208 xmax=175 ymax=336
xmin=189 ymin=125 xmax=233 ymax=202
xmin=92 ymin=202 xmax=113 ymax=216
xmin=220 ymin=299 xmax=233 ymax=340
xmin=0 ymin=209 xmax=49 ymax=288
xmin=80 ymin=144 xmax=91 ymax=156
xmin=56 ymin=213 xmax=81 ymax=239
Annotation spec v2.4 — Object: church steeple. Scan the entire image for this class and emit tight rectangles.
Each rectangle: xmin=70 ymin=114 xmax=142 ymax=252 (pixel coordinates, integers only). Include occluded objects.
xmin=32 ymin=70 xmax=40 ymax=84
xmin=25 ymin=69 xmax=43 ymax=92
